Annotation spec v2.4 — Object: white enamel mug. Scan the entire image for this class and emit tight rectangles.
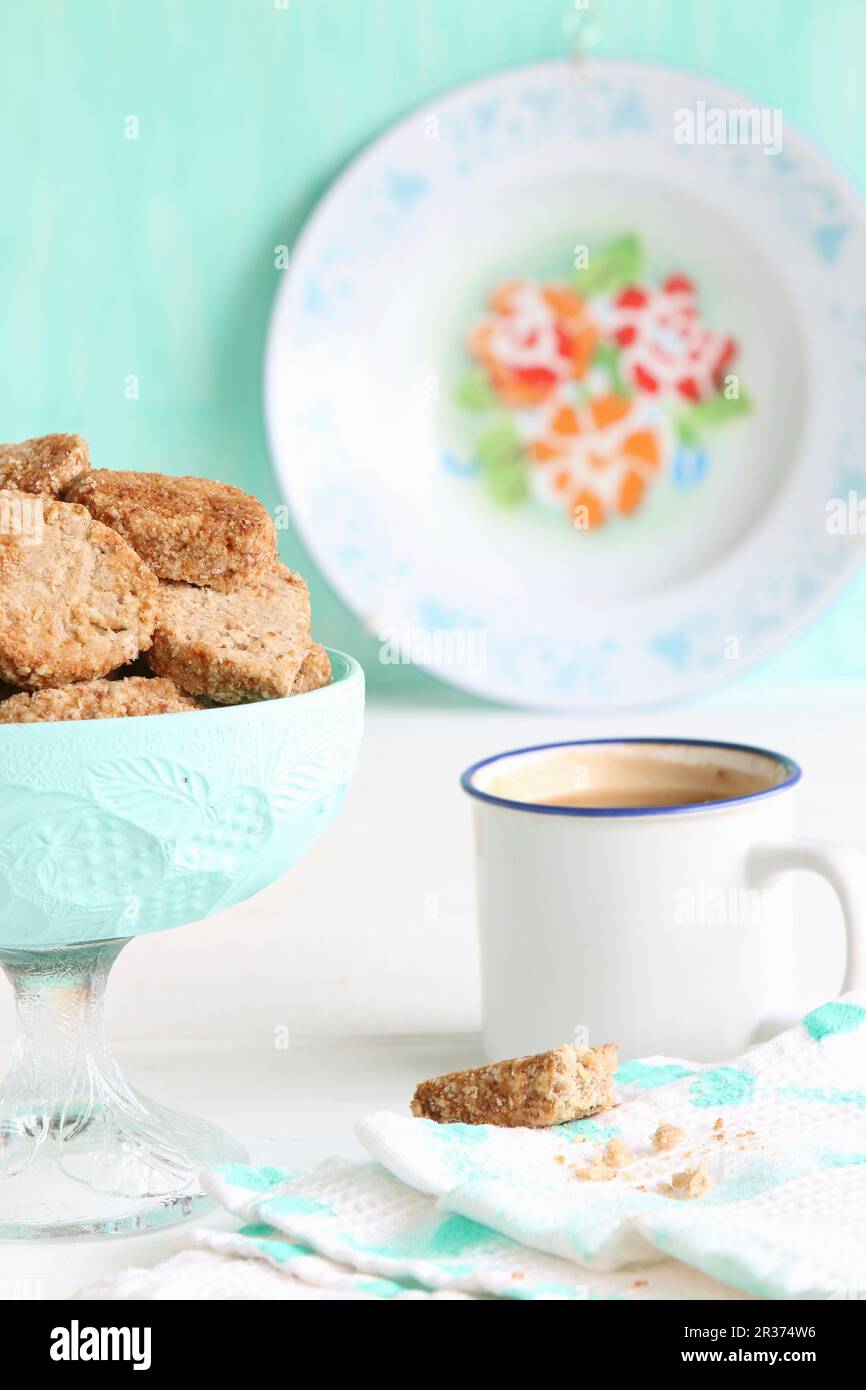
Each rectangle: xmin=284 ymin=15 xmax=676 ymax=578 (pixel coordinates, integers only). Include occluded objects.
xmin=462 ymin=738 xmax=866 ymax=1062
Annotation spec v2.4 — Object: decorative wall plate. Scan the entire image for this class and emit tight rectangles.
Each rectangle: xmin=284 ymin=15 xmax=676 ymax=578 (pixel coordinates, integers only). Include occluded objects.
xmin=266 ymin=60 xmax=866 ymax=708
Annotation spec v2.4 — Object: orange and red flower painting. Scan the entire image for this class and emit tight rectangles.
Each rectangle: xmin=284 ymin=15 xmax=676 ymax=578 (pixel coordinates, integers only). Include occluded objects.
xmin=454 ymin=235 xmax=750 ymax=531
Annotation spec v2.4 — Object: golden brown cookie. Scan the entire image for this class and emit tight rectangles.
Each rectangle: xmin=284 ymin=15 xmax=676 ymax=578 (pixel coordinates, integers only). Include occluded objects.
xmin=411 ymin=1043 xmax=618 ymax=1128
xmin=0 ymin=677 xmax=203 ymax=724
xmin=66 ymin=471 xmax=277 ymax=591
xmin=292 ymin=643 xmax=331 ymax=695
xmin=0 ymin=491 xmax=158 ymax=689
xmin=0 ymin=434 xmax=90 ymax=496
xmin=148 ymin=564 xmax=312 ymax=703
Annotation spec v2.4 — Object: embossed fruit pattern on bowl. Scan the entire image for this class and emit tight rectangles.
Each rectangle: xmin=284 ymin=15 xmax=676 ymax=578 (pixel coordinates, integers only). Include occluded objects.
xmin=0 ymin=651 xmax=364 ymax=949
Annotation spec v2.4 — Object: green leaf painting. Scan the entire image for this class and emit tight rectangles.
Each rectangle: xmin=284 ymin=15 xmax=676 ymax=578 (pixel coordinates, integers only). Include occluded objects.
xmin=476 ymin=420 xmax=528 ymax=506
xmin=573 ymin=232 xmax=643 ymax=296
xmin=456 ymin=367 xmax=496 ymax=412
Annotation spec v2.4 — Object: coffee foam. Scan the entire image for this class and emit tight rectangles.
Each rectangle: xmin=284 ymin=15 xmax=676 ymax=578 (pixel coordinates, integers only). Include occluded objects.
xmin=478 ymin=742 xmax=788 ymax=811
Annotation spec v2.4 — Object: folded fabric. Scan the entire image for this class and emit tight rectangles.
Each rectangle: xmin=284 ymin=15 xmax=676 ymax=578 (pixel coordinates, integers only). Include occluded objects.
xmin=80 ymin=1248 xmax=378 ymax=1301
xmin=80 ymin=994 xmax=866 ymax=1301
xmin=357 ymin=994 xmax=866 ymax=1298
xmin=191 ymin=1157 xmax=743 ymax=1300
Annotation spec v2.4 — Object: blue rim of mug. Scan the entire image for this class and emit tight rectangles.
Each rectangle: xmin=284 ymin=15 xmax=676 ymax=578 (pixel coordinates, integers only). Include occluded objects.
xmin=460 ymin=737 xmax=802 ymax=818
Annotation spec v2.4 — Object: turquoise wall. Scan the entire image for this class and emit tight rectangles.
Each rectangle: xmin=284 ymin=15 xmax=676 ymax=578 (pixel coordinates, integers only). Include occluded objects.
xmin=2 ymin=0 xmax=864 ymax=699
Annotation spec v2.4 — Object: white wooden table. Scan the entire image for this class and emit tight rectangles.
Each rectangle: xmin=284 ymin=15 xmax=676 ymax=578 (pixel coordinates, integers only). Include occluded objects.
xmin=0 ymin=686 xmax=861 ymax=1297
xmin=0 ymin=1034 xmax=751 ymax=1300
xmin=0 ymin=1035 xmax=479 ymax=1299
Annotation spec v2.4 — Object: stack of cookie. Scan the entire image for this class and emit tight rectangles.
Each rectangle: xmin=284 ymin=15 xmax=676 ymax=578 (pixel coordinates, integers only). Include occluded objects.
xmin=0 ymin=434 xmax=330 ymax=723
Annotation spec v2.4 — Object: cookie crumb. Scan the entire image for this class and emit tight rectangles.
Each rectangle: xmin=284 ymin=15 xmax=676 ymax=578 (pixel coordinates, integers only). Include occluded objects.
xmin=571 ymin=1160 xmax=617 ymax=1182
xmin=602 ymin=1137 xmax=632 ymax=1169
xmin=632 ymin=1279 xmax=648 ymax=1289
xmin=651 ymin=1122 xmax=685 ymax=1152
xmin=554 ymin=1154 xmax=565 ymax=1165
xmin=713 ymin=1117 xmax=724 ymax=1132
xmin=671 ymin=1163 xmax=711 ymax=1200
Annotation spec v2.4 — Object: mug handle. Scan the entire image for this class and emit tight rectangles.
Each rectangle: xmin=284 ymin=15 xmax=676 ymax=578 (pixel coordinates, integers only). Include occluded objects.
xmin=747 ymin=839 xmax=866 ymax=991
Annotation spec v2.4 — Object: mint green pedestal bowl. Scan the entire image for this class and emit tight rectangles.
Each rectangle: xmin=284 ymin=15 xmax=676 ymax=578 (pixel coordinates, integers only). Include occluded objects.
xmin=0 ymin=651 xmax=364 ymax=1238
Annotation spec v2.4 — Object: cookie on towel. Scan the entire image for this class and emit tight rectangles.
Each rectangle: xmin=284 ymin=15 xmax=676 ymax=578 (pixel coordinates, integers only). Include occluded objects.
xmin=292 ymin=644 xmax=331 ymax=695
xmin=0 ymin=491 xmax=158 ymax=689
xmin=66 ymin=471 xmax=277 ymax=592
xmin=412 ymin=1043 xmax=618 ymax=1128
xmin=0 ymin=433 xmax=90 ymax=496
xmin=148 ymin=564 xmax=312 ymax=703
xmin=0 ymin=677 xmax=203 ymax=723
